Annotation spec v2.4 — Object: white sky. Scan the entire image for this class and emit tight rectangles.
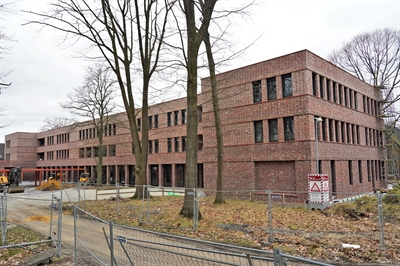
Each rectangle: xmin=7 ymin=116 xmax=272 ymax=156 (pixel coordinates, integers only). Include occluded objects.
xmin=0 ymin=0 xmax=399 ymax=142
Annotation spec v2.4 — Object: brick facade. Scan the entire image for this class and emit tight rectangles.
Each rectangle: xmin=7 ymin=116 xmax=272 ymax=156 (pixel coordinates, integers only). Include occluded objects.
xmin=2 ymin=50 xmax=386 ymax=199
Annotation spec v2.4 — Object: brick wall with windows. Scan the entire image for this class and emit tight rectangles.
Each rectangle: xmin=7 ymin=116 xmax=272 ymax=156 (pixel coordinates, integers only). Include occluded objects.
xmin=2 ymin=50 xmax=385 ymax=199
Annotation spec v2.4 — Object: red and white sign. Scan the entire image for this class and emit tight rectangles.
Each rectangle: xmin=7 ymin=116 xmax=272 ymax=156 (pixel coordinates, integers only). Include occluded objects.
xmin=308 ymin=174 xmax=329 ymax=205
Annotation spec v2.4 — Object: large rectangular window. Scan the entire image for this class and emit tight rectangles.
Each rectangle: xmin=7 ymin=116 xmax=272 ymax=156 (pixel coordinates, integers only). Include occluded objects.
xmin=167 ymin=112 xmax=172 ymax=126
xmin=155 ymin=139 xmax=159 ymax=153
xmin=109 ymin=144 xmax=116 ymax=156
xmin=348 ymin=160 xmax=353 ymax=185
xmin=79 ymin=148 xmax=85 ymax=158
xmin=254 ymin=120 xmax=263 ymax=143
xmin=167 ymin=138 xmax=172 ymax=152
xmin=312 ymin=73 xmax=317 ymax=96
xmin=181 ymin=109 xmax=187 ymax=124
xmin=174 ymin=137 xmax=179 ymax=152
xmin=268 ymin=119 xmax=278 ymax=142
xmin=282 ymin=74 xmax=292 ymax=97
xmin=267 ymin=77 xmax=276 ymax=100
xmin=252 ymin=80 xmax=262 ymax=103
xmin=148 ymin=116 xmax=153 ymax=129
xmin=198 ymin=135 xmax=203 ymax=150
xmin=174 ymin=111 xmax=179 ymax=126
xmin=149 ymin=140 xmax=153 ymax=154
xmin=154 ymin=115 xmax=159 ymax=128
xmin=284 ymin=116 xmax=294 ymax=140
xmin=182 ymin=136 xmax=187 ymax=151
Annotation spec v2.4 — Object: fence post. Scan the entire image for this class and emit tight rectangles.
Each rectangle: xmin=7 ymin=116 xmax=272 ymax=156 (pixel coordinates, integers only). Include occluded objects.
xmin=377 ymin=192 xmax=385 ymax=251
xmin=57 ymin=196 xmax=62 ymax=258
xmin=193 ymin=188 xmax=198 ymax=231
xmin=268 ymin=190 xmax=274 ymax=242
xmin=74 ymin=206 xmax=77 ymax=266
xmin=110 ymin=221 xmax=114 ymax=266
xmin=116 ymin=183 xmax=119 ymax=216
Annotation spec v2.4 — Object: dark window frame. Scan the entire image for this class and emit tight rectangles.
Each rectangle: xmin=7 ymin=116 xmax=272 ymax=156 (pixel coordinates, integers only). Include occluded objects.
xmin=282 ymin=74 xmax=293 ymax=97
xmin=254 ymin=120 xmax=263 ymax=143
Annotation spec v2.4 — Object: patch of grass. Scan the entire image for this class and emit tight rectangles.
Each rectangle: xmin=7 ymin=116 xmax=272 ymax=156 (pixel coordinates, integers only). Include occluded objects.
xmin=0 ymin=226 xmax=45 ymax=261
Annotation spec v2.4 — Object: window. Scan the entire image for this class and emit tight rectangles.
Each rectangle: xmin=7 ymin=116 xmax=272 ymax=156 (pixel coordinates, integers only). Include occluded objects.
xmin=254 ymin=120 xmax=263 ymax=143
xmin=155 ymin=139 xmax=159 ymax=153
xmin=109 ymin=145 xmax=116 ymax=156
xmin=319 ymin=76 xmax=324 ymax=98
xmin=284 ymin=116 xmax=294 ymax=140
xmin=267 ymin=77 xmax=276 ymax=100
xmin=282 ymin=74 xmax=292 ymax=97
xmin=181 ymin=109 xmax=187 ymax=124
xmin=268 ymin=119 xmax=278 ymax=142
xmin=167 ymin=138 xmax=172 ymax=152
xmin=5 ymin=154 xmax=10 ymax=160
xmin=174 ymin=111 xmax=179 ymax=126
xmin=198 ymin=135 xmax=203 ymax=150
xmin=312 ymin=73 xmax=317 ymax=96
xmin=174 ymin=137 xmax=179 ymax=152
xmin=102 ymin=146 xmax=107 ymax=156
xmin=167 ymin=112 xmax=172 ymax=126
xmin=348 ymin=160 xmax=353 ymax=185
xmin=155 ymin=115 xmax=159 ymax=128
xmin=5 ymin=140 xmax=10 ymax=148
xmin=79 ymin=148 xmax=85 ymax=158
xmin=137 ymin=118 xmax=141 ymax=131
xmin=198 ymin=106 xmax=203 ymax=122
xmin=252 ymin=80 xmax=262 ymax=103
xmin=149 ymin=140 xmax=153 ymax=154
xmin=86 ymin=147 xmax=92 ymax=157
xmin=332 ymin=82 xmax=337 ymax=102
xmin=93 ymin=146 xmax=99 ymax=157
xmin=149 ymin=116 xmax=153 ymax=129
xmin=182 ymin=136 xmax=187 ymax=151
xmin=358 ymin=160 xmax=363 ymax=183
xmin=326 ymin=79 xmax=331 ymax=101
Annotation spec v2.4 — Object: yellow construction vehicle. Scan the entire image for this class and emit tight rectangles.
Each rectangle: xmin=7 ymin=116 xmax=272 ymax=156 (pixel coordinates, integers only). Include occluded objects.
xmin=0 ymin=167 xmax=25 ymax=193
xmin=79 ymin=173 xmax=94 ymax=185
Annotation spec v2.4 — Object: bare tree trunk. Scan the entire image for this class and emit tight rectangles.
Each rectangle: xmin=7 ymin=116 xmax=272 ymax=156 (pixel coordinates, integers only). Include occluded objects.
xmin=179 ymin=0 xmax=217 ymax=219
xmin=204 ymin=32 xmax=225 ymax=204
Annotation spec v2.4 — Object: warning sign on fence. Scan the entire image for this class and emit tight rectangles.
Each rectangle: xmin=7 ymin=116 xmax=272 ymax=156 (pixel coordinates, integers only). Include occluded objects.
xmin=308 ymin=174 xmax=330 ymax=210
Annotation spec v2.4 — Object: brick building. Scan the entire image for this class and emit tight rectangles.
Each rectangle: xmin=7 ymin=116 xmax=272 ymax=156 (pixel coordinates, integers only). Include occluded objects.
xmin=3 ymin=50 xmax=386 ymax=198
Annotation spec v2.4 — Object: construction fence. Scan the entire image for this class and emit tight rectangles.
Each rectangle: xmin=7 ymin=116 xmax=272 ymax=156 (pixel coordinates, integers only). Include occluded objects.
xmin=78 ymin=185 xmax=400 ymax=262
xmin=73 ymin=205 xmax=333 ymax=266
xmin=0 ymin=189 xmax=62 ymax=264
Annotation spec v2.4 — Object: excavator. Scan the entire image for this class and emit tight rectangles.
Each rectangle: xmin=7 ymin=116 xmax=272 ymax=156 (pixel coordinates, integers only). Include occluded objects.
xmin=0 ymin=167 xmax=25 ymax=193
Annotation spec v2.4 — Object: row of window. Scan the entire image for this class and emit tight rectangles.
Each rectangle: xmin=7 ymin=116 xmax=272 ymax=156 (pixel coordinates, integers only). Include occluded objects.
xmin=252 ymin=73 xmax=292 ymax=103
xmin=312 ymin=73 xmax=380 ymax=117
xmin=347 ymin=160 xmax=382 ymax=185
xmin=46 ymin=150 xmax=69 ymax=160
xmin=138 ymin=107 xmax=203 ymax=131
xmin=79 ymin=145 xmax=116 ymax=158
xmin=254 ymin=117 xmax=294 ymax=143
xmin=316 ymin=116 xmax=382 ymax=146
xmin=79 ymin=124 xmax=117 ymax=140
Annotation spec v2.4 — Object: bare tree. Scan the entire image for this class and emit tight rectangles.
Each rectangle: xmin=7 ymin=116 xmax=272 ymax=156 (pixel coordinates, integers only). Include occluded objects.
xmin=0 ymin=1 xmax=17 ymax=85
xmin=176 ymin=0 xmax=217 ymax=219
xmin=329 ymin=28 xmax=400 ymax=184
xmin=329 ymin=28 xmax=400 ymax=115
xmin=60 ymin=64 xmax=117 ymax=184
xmin=24 ymin=0 xmax=174 ymax=198
xmin=40 ymin=117 xmax=77 ymax=131
xmin=203 ymin=31 xmax=225 ymax=204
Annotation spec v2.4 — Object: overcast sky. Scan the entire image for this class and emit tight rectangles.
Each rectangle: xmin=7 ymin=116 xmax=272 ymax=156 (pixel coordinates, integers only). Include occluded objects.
xmin=0 ymin=0 xmax=399 ymax=143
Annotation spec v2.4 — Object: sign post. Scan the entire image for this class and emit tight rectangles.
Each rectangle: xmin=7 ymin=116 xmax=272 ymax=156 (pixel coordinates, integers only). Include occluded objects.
xmin=307 ymin=174 xmax=329 ymax=210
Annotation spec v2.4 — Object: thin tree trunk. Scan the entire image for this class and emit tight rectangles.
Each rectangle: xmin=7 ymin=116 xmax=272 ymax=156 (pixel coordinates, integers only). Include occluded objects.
xmin=204 ymin=32 xmax=225 ymax=204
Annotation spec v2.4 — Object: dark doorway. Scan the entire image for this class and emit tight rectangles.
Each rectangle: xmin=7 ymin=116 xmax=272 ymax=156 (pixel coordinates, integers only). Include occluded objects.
xmin=163 ymin=165 xmax=172 ymax=187
xmin=176 ymin=164 xmax=185 ymax=187
xmin=150 ymin=165 xmax=159 ymax=186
